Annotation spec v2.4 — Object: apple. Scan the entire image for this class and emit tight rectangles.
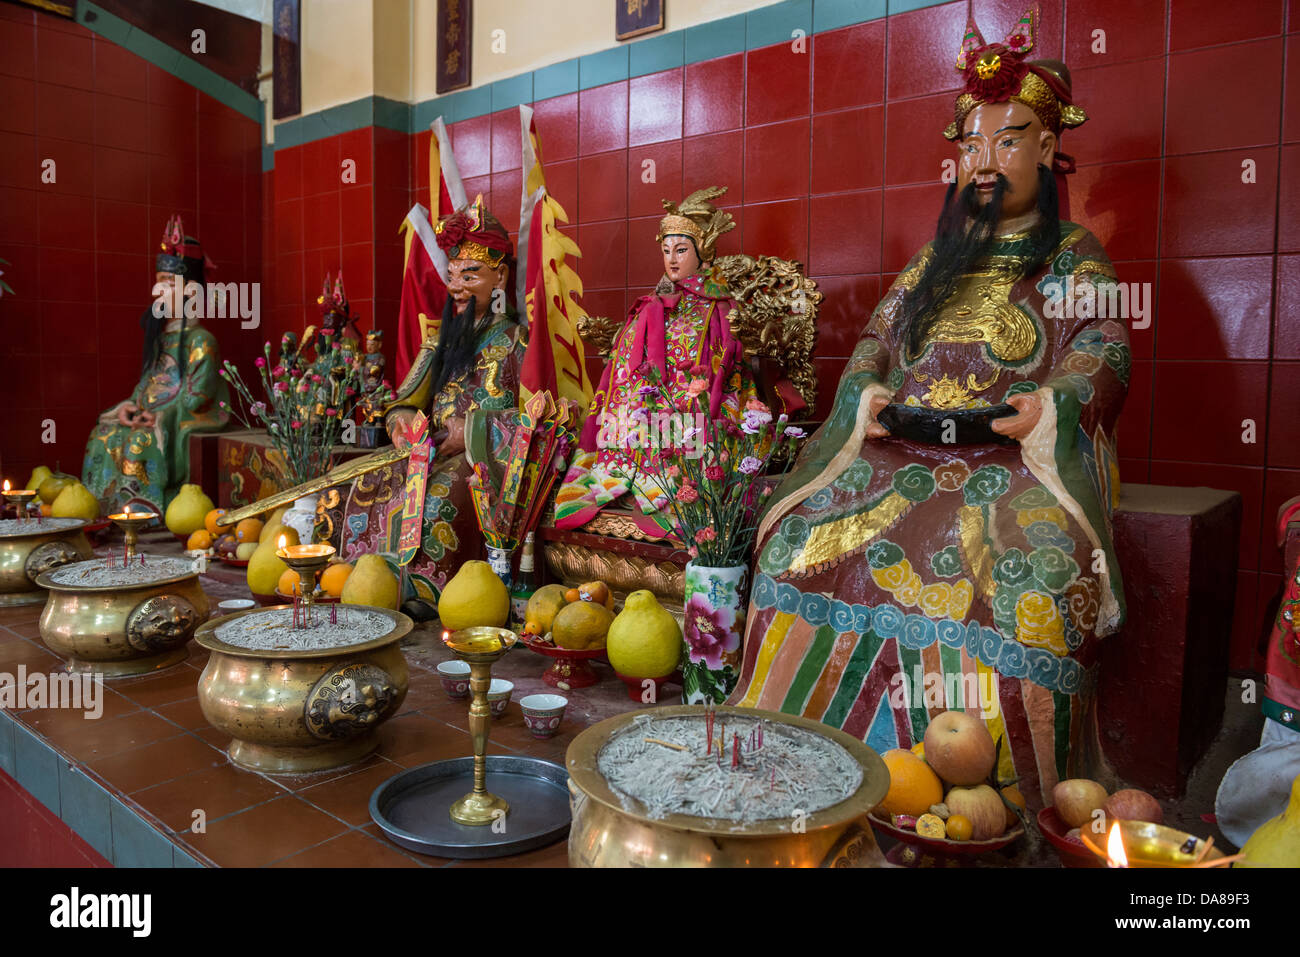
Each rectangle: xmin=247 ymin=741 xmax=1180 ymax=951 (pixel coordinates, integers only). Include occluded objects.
xmin=944 ymin=784 xmax=1006 ymax=840
xmin=1053 ymin=778 xmax=1109 ymax=829
xmin=923 ymin=711 xmax=996 ymax=786
xmin=1103 ymin=788 xmax=1163 ymax=825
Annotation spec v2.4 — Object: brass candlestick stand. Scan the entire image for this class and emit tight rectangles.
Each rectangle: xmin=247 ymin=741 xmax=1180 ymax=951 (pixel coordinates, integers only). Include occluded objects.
xmin=108 ymin=509 xmax=158 ymax=562
xmin=3 ymin=489 xmax=37 ymax=520
xmin=444 ymin=626 xmax=517 ymax=825
xmin=276 ymin=543 xmax=335 ymax=625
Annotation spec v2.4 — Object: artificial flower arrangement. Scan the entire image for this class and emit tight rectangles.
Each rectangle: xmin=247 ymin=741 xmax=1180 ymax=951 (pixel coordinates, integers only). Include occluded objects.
xmin=217 ymin=329 xmax=383 ymax=486
xmin=616 ymin=366 xmax=807 ymax=565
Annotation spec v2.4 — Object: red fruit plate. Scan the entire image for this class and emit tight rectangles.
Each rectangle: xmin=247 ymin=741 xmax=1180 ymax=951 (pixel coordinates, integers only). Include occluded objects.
xmin=613 ymin=670 xmax=680 ymax=702
xmin=219 ymin=556 xmax=250 ymax=567
xmin=519 ymin=634 xmax=607 ymax=689
xmin=1037 ymin=806 xmax=1104 ymax=868
xmin=867 ymin=813 xmax=1024 ymax=855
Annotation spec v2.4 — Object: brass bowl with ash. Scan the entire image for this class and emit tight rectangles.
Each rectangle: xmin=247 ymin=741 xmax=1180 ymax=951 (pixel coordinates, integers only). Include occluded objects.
xmin=194 ymin=604 xmax=412 ymax=774
xmin=1 ymin=518 xmax=93 ymax=607
xmin=36 ymin=554 xmax=205 ymax=677
xmin=566 ymin=705 xmax=890 ymax=867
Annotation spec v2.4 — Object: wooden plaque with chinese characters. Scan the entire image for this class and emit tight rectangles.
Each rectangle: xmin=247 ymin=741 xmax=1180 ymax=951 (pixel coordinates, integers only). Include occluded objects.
xmin=616 ymin=0 xmax=664 ymax=41
xmin=436 ymin=0 xmax=472 ymax=94
xmin=272 ymin=0 xmax=301 ymax=119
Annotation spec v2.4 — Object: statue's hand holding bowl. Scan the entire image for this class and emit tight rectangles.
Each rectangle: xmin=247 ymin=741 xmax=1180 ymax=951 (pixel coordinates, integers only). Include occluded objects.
xmin=865 ymin=393 xmax=892 ymax=439
xmin=118 ymin=403 xmax=140 ymax=427
xmin=136 ymin=410 xmax=157 ymax=428
xmin=990 ymin=392 xmax=1043 ymax=441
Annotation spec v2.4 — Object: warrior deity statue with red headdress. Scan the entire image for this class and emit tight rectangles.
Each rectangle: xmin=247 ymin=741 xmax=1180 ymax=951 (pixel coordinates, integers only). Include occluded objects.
xmin=729 ymin=9 xmax=1131 ymax=810
xmin=81 ymin=216 xmax=230 ymax=513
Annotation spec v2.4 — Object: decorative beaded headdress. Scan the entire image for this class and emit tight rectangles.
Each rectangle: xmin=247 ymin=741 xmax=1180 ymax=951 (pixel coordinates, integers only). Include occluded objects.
xmin=657 ymin=186 xmax=736 ymax=263
xmin=941 ymin=6 xmax=1087 ymax=170
xmin=156 ymin=215 xmax=212 ymax=280
xmin=434 ymin=194 xmax=512 ymax=268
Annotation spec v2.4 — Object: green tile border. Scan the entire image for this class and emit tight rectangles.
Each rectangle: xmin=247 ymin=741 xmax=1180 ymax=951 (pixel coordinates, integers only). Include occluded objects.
xmin=13 ymin=722 xmax=60 ymax=814
xmin=77 ymin=1 xmax=263 ymax=126
xmin=579 ymin=44 xmax=629 ymax=88
xmin=0 ymin=711 xmax=13 ymax=778
xmin=58 ymin=761 xmax=113 ymax=861
xmin=815 ymin=0 xmax=886 ymax=33
xmin=532 ymin=58 xmax=579 ymax=100
xmin=1 ymin=710 xmax=208 ymax=868
xmin=685 ymin=11 xmax=748 ymax=63
xmin=629 ymin=29 xmax=684 ymax=77
xmin=747 ymin=0 xmax=813 ymax=48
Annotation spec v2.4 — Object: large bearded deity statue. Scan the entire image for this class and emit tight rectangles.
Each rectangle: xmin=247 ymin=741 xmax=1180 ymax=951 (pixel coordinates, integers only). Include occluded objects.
xmin=82 ymin=217 xmax=230 ymax=513
xmin=329 ymin=196 xmax=525 ymax=591
xmin=729 ymin=10 xmax=1131 ymax=809
xmin=553 ymin=187 xmax=761 ymax=539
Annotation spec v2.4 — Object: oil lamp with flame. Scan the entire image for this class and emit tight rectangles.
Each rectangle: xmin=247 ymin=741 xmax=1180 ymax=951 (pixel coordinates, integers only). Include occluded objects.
xmin=2 ymin=480 xmax=38 ymax=520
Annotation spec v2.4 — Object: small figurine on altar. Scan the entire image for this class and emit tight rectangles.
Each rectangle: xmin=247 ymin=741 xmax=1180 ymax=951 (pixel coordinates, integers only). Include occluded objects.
xmin=81 ymin=216 xmax=230 ymax=514
xmin=323 ymin=196 xmax=526 ymax=591
xmin=731 ymin=8 xmax=1129 ymax=810
xmin=312 ymin=272 xmax=362 ymax=353
xmin=553 ymin=187 xmax=763 ymax=539
xmin=361 ymin=329 xmax=386 ymax=393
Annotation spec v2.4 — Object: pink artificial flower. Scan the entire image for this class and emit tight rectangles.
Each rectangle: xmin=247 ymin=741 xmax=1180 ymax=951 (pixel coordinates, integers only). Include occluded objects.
xmin=665 ymin=464 xmax=680 ymax=479
xmin=325 ymin=407 xmax=337 ymax=416
xmin=745 ymin=397 xmax=771 ymax=414
xmin=683 ymin=592 xmax=739 ymax=668
xmin=254 ymin=357 xmax=266 ymax=368
xmin=686 ymin=378 xmax=708 ymax=398
xmin=311 ymin=374 xmax=323 ymax=383
xmin=694 ymin=526 xmax=717 ymax=543
xmin=739 ymin=456 xmax=762 ymax=475
xmin=688 ymin=545 xmax=699 ymax=558
xmin=784 ymin=426 xmax=807 ymax=438
xmin=705 ymin=465 xmax=724 ymax=482
xmin=676 ymin=483 xmax=699 ymax=504
xmin=273 ymin=381 xmax=288 ymax=393
xmin=272 ymin=365 xmax=286 ymax=377
xmin=291 ymin=420 xmax=302 ymax=429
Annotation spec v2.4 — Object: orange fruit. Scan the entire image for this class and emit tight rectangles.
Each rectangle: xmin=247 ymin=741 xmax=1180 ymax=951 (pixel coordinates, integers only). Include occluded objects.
xmin=580 ymin=581 xmax=610 ymax=605
xmin=234 ymin=518 xmax=264 ymax=543
xmin=278 ymin=569 xmax=303 ymax=596
xmin=1001 ymin=786 xmax=1027 ymax=829
xmin=564 ymin=587 xmax=580 ymax=603
xmin=39 ymin=504 xmax=53 ymax=516
xmin=946 ymin=814 xmax=974 ymax=841
xmin=319 ymin=562 xmax=352 ymax=598
xmin=186 ymin=529 xmax=213 ymax=550
xmin=204 ymin=508 xmax=229 ymax=535
xmin=879 ymin=749 xmax=944 ymax=818
xmin=911 ymin=741 xmax=925 ymax=758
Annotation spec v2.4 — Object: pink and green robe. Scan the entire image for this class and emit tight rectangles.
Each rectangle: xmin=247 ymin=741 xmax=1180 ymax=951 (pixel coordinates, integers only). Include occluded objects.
xmin=553 ymin=267 xmax=758 ymax=539
xmin=729 ymin=223 xmax=1131 ymax=809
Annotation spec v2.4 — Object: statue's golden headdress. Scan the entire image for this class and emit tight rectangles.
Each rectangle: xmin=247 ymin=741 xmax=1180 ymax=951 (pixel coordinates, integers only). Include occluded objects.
xmin=941 ymin=6 xmax=1087 ymax=153
xmin=656 ymin=186 xmax=736 ymax=263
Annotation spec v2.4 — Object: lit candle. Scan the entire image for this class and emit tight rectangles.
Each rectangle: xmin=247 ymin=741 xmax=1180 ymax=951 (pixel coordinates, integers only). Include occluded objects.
xmin=2 ymin=480 xmax=8 ymax=492
xmin=1106 ymin=822 xmax=1128 ymax=868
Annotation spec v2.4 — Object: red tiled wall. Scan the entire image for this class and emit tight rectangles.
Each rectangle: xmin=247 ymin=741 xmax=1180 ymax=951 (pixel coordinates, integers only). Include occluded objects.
xmin=0 ymin=6 xmax=263 ymax=487
xmin=264 ymin=0 xmax=1297 ymax=670
xmin=263 ymin=126 xmax=407 ymax=378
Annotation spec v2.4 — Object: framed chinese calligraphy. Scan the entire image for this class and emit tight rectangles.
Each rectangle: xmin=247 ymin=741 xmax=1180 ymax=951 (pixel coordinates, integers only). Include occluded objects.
xmin=616 ymin=0 xmax=664 ymax=40
xmin=272 ymin=0 xmax=301 ymax=119
xmin=437 ymin=0 xmax=472 ymax=94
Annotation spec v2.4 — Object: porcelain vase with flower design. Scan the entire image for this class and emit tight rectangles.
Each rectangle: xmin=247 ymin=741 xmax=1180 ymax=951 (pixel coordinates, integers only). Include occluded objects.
xmin=681 ymin=561 xmax=747 ymax=705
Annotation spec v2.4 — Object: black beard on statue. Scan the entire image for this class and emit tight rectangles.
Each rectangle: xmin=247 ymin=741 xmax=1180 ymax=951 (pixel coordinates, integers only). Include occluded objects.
xmin=426 ymin=294 xmax=497 ymax=401
xmin=899 ymin=165 xmax=1059 ymax=362
xmin=139 ymin=305 xmax=167 ymax=373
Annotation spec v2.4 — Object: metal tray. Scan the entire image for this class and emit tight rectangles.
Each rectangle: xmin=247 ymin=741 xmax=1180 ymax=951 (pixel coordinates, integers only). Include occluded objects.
xmin=369 ymin=755 xmax=571 ymax=859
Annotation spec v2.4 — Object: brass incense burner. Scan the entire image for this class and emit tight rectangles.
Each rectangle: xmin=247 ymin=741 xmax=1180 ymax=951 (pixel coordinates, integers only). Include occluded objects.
xmin=195 ymin=605 xmax=412 ymax=774
xmin=443 ymin=627 xmax=516 ymax=825
xmin=37 ymin=557 xmax=208 ymax=677
xmin=566 ymin=705 xmax=890 ymax=867
xmin=0 ymin=518 xmax=93 ymax=607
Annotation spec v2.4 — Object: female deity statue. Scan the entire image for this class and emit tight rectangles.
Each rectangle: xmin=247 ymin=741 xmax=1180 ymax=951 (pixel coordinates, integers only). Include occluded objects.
xmin=730 ymin=11 xmax=1130 ymax=809
xmin=81 ymin=217 xmax=229 ymax=513
xmin=324 ymin=196 xmax=526 ymax=593
xmin=553 ymin=187 xmax=760 ymax=538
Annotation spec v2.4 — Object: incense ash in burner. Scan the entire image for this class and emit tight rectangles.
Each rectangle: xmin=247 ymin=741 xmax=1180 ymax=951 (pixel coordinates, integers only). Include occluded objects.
xmin=214 ymin=606 xmax=394 ymax=651
xmin=597 ymin=714 xmax=862 ymax=824
xmin=0 ymin=518 xmax=83 ymax=537
xmin=47 ymin=556 xmax=194 ymax=588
